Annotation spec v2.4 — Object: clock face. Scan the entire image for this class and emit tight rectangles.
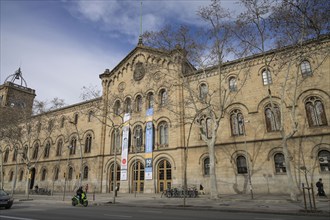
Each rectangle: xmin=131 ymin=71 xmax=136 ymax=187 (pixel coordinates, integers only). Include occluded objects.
xmin=133 ymin=62 xmax=145 ymax=81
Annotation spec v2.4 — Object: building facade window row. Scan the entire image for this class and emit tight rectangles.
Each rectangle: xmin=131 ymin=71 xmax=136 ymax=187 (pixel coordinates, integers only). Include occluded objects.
xmin=113 ymin=89 xmax=168 ymax=115
xmin=202 ymin=149 xmax=330 ymax=176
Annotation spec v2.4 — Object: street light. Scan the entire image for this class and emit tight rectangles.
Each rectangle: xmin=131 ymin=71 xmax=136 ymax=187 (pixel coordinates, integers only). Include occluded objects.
xmin=69 ymin=121 xmax=83 ymax=187
xmin=63 ymin=145 xmax=72 ymax=201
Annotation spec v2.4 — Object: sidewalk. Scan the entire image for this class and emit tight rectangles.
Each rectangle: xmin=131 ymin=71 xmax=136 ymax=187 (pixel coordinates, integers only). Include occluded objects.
xmin=12 ymin=192 xmax=330 ymax=216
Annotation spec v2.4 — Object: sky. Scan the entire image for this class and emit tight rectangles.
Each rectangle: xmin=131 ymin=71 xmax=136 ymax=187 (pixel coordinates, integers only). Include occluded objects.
xmin=0 ymin=0 xmax=238 ymax=106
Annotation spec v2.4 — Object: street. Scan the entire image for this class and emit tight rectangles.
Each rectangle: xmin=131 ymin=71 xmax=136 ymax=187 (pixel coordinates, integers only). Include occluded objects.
xmin=0 ymin=201 xmax=328 ymax=220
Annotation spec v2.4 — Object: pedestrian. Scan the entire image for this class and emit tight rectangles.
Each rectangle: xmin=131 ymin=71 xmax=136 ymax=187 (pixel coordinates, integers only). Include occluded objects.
xmin=85 ymin=184 xmax=89 ymax=194
xmin=316 ymin=178 xmax=327 ymax=197
xmin=199 ymin=184 xmax=204 ymax=195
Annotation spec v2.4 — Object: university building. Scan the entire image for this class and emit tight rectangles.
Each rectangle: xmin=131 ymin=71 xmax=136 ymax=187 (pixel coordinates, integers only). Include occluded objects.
xmin=1 ymin=35 xmax=329 ymax=195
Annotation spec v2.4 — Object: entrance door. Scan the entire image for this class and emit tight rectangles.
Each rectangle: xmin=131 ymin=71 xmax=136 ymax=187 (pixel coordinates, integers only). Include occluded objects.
xmin=108 ymin=163 xmax=120 ymax=193
xmin=132 ymin=161 xmax=144 ymax=193
xmin=157 ymin=159 xmax=172 ymax=193
xmin=29 ymin=168 xmax=36 ymax=189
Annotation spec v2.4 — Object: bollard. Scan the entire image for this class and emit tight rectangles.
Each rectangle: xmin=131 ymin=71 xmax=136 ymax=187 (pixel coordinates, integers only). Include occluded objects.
xmin=302 ymin=183 xmax=307 ymax=211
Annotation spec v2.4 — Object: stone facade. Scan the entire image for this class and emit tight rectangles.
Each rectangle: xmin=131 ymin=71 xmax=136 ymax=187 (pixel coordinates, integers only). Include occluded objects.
xmin=1 ymin=36 xmax=329 ymax=196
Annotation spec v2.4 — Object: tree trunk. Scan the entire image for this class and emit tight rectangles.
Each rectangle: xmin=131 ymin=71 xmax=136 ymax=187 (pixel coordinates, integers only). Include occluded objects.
xmin=282 ymin=138 xmax=298 ymax=201
xmin=208 ymin=141 xmax=218 ymax=199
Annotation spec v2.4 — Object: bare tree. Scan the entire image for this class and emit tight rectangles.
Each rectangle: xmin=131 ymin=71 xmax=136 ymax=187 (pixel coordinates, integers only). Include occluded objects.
xmin=233 ymin=0 xmax=330 ymax=201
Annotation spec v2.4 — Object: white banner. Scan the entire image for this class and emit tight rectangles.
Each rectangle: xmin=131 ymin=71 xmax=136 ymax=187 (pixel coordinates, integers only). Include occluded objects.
xmin=120 ymin=126 xmax=129 ymax=180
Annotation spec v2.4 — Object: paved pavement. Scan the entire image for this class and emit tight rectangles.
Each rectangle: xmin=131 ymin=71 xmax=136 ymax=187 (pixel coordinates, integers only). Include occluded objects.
xmin=11 ymin=192 xmax=330 ymax=217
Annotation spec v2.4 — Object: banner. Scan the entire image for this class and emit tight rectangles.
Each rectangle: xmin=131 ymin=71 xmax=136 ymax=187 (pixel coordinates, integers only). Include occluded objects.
xmin=120 ymin=125 xmax=129 ymax=180
xmin=145 ymin=108 xmax=154 ymax=180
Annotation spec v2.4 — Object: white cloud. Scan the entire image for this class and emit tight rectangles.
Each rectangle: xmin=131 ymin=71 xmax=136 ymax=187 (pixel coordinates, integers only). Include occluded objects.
xmin=0 ymin=8 xmax=122 ymax=105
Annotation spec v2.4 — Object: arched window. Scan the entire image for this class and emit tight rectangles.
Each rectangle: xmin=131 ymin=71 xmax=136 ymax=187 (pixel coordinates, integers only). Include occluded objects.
xmin=69 ymin=137 xmax=77 ymax=155
xmin=19 ymin=170 xmax=24 ymax=181
xmin=262 ymin=69 xmax=272 ymax=85
xmin=48 ymin=119 xmax=54 ymax=132
xmin=203 ymin=157 xmax=210 ymax=176
xmin=265 ymin=103 xmax=281 ymax=132
xmin=305 ymin=96 xmax=327 ymax=127
xmin=158 ymin=159 xmax=172 ymax=192
xmin=230 ymin=109 xmax=245 ymax=136
xmin=133 ymin=125 xmax=143 ymax=153
xmin=88 ymin=111 xmax=93 ymax=122
xmin=229 ymin=77 xmax=237 ymax=92
xmin=12 ymin=148 xmax=17 ymax=162
xmin=32 ymin=143 xmax=39 ymax=159
xmin=135 ymin=95 xmax=142 ymax=112
xmin=9 ymin=171 xmax=14 ymax=182
xmin=158 ymin=121 xmax=169 ymax=146
xmin=111 ymin=129 xmax=121 ymax=154
xmin=114 ymin=100 xmax=121 ymax=115
xmin=68 ymin=167 xmax=73 ymax=180
xmin=147 ymin=92 xmax=154 ymax=109
xmin=318 ymin=150 xmax=330 ymax=172
xmin=4 ymin=148 xmax=9 ymax=163
xmin=300 ymin=60 xmax=312 ymax=77
xmin=74 ymin=113 xmax=79 ymax=125
xmin=44 ymin=141 xmax=51 ymax=158
xmin=41 ymin=168 xmax=47 ymax=181
xmin=54 ymin=167 xmax=59 ymax=181
xmin=56 ymin=139 xmax=63 ymax=156
xmin=236 ymin=155 xmax=247 ymax=174
xmin=124 ymin=97 xmax=132 ymax=113
xmin=199 ymin=83 xmax=208 ymax=101
xmin=83 ymin=166 xmax=89 ymax=179
xmin=199 ymin=116 xmax=212 ymax=139
xmin=85 ymin=134 xmax=92 ymax=153
xmin=61 ymin=117 xmax=65 ymax=128
xmin=274 ymin=153 xmax=286 ymax=173
xmin=23 ymin=146 xmax=28 ymax=160
xmin=159 ymin=89 xmax=168 ymax=107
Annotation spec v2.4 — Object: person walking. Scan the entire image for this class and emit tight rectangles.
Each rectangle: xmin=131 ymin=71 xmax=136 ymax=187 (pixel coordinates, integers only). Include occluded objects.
xmin=85 ymin=184 xmax=89 ymax=194
xmin=316 ymin=178 xmax=327 ymax=197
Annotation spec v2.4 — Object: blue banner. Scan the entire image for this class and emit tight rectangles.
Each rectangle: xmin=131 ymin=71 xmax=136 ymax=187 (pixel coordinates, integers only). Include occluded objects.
xmin=145 ymin=122 xmax=153 ymax=153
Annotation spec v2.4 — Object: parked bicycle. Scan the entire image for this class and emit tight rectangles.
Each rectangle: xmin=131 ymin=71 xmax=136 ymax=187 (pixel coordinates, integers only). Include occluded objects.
xmin=161 ymin=187 xmax=198 ymax=198
xmin=30 ymin=187 xmax=51 ymax=195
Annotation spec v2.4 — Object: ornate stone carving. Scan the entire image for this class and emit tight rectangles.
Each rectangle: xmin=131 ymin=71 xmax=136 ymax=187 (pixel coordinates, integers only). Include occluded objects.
xmin=133 ymin=62 xmax=145 ymax=81
xmin=118 ymin=82 xmax=126 ymax=92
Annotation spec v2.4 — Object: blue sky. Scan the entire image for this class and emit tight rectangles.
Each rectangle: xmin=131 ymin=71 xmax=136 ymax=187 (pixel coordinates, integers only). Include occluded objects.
xmin=1 ymin=0 xmax=238 ymax=105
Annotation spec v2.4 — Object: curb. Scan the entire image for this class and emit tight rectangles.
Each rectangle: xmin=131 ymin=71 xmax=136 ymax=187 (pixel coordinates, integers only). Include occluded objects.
xmin=94 ymin=201 xmax=330 ymax=217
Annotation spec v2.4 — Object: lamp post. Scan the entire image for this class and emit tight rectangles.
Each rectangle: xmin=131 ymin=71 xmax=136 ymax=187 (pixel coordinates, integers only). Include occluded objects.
xmin=63 ymin=145 xmax=72 ymax=201
xmin=69 ymin=121 xmax=83 ymax=187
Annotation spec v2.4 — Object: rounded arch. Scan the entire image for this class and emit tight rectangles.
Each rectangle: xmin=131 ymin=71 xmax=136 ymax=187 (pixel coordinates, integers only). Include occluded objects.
xmin=267 ymin=147 xmax=284 ymax=161
xmin=83 ymin=129 xmax=95 ymax=140
xmin=225 ymin=103 xmax=250 ymax=115
xmin=55 ymin=135 xmax=66 ymax=145
xmin=256 ymin=96 xmax=283 ymax=113
xmin=153 ymin=153 xmax=176 ymax=170
xmin=310 ymin=143 xmax=330 ymax=159
xmin=231 ymin=150 xmax=252 ymax=163
xmin=104 ymin=158 xmax=121 ymax=174
xmin=155 ymin=117 xmax=172 ymax=128
xmin=198 ymin=152 xmax=218 ymax=165
xmin=42 ymin=138 xmax=53 ymax=147
xmin=128 ymin=156 xmax=145 ymax=168
xmin=257 ymin=65 xmax=275 ymax=76
xmin=298 ymin=89 xmax=330 ymax=104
